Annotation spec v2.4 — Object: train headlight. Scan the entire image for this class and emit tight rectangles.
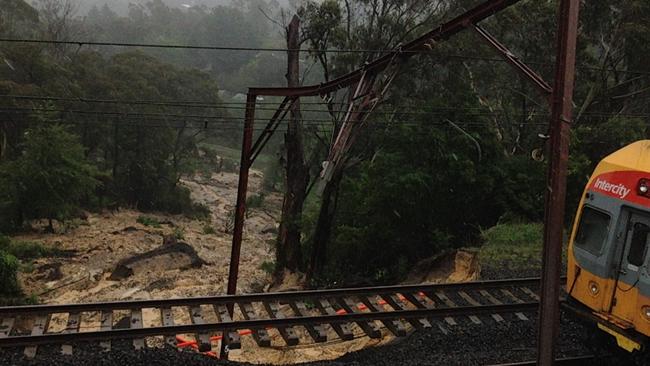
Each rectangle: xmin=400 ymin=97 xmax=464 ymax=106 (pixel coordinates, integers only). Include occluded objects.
xmin=638 ymin=179 xmax=650 ymax=196
xmin=643 ymin=306 xmax=650 ymax=321
xmin=589 ymin=281 xmax=599 ymax=296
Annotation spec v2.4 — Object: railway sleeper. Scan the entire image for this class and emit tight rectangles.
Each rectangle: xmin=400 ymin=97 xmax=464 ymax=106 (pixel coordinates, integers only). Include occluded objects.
xmin=61 ymin=312 xmax=80 ymax=355
xmin=130 ymin=309 xmax=145 ymax=350
xmin=238 ymin=302 xmax=271 ymax=347
xmin=159 ymin=307 xmax=176 ymax=347
xmin=214 ymin=304 xmax=241 ymax=350
xmin=0 ymin=317 xmax=15 ymax=338
xmin=335 ymin=297 xmax=381 ymax=339
xmin=380 ymin=294 xmax=431 ymax=330
xmin=99 ymin=311 xmax=113 ymax=352
xmin=359 ymin=296 xmax=407 ymax=336
xmin=24 ymin=314 xmax=49 ymax=359
xmin=289 ymin=301 xmax=327 ymax=343
xmin=189 ymin=306 xmax=213 ymax=352
xmin=262 ymin=302 xmax=299 ymax=346
xmin=0 ymin=278 xmax=546 ymax=354
xmin=315 ymin=299 xmax=354 ymax=341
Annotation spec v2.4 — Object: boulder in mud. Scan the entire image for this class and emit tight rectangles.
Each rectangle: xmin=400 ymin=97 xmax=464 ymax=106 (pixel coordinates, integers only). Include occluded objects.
xmin=33 ymin=262 xmax=63 ymax=281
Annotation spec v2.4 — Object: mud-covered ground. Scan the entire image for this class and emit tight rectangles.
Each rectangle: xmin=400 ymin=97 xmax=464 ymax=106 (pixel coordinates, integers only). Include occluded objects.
xmin=10 ymin=170 xmax=455 ymax=365
xmin=15 ymin=171 xmax=279 ymax=304
xmin=3 ymin=252 xmax=628 ymax=366
xmin=5 ymin=187 xmax=629 ymax=365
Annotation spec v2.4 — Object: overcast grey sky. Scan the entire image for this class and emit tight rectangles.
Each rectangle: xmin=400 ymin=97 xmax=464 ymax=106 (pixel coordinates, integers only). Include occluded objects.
xmin=72 ymin=0 xmax=291 ymax=15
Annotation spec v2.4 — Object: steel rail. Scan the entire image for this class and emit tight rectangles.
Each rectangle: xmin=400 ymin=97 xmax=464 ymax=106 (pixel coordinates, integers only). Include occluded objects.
xmin=488 ymin=355 xmax=596 ymax=366
xmin=0 ymin=302 xmax=538 ymax=348
xmin=0 ymin=277 xmax=546 ymax=316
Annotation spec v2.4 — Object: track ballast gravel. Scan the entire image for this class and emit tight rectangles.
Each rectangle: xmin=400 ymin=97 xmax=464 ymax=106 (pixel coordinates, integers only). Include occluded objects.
xmin=1 ymin=267 xmax=633 ymax=365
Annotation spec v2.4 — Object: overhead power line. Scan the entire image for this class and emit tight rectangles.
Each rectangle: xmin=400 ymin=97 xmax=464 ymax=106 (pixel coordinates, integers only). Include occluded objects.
xmin=0 ymin=94 xmax=524 ymax=115
xmin=3 ymin=103 xmax=648 ymax=121
xmin=0 ymin=38 xmax=405 ymax=54
xmin=2 ymin=38 xmax=650 ymax=76
xmin=1 ymin=108 xmax=554 ymax=127
xmin=21 ymin=118 xmax=550 ymax=131
xmin=7 ymin=94 xmax=650 ymax=119
xmin=0 ymin=94 xmax=516 ymax=115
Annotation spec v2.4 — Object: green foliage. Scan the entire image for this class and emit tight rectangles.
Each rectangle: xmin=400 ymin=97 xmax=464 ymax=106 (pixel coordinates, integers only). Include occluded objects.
xmin=20 ymin=261 xmax=35 ymax=273
xmin=1 ymin=42 xmax=223 ymax=222
xmin=0 ymin=0 xmax=39 ymax=36
xmin=479 ymin=221 xmax=568 ymax=276
xmin=262 ymin=154 xmax=284 ymax=192
xmin=84 ymin=51 xmax=224 ymax=215
xmin=259 ymin=261 xmax=276 ymax=275
xmin=2 ymin=0 xmax=650 ymax=291
xmin=0 ymin=234 xmax=51 ymax=303
xmin=481 ymin=222 xmax=542 ymax=250
xmin=0 ymin=125 xmax=99 ymax=231
xmin=173 ymin=227 xmax=185 ymax=240
xmin=202 ymin=224 xmax=216 ymax=235
xmin=189 ymin=204 xmax=211 ymax=221
xmin=246 ymin=193 xmax=266 ymax=209
xmin=479 ymin=222 xmax=545 ymax=271
xmin=567 ymin=117 xmax=648 ymax=220
xmin=309 ymin=117 xmax=547 ymax=285
xmin=0 ymin=234 xmax=58 ymax=260
xmin=0 ymin=250 xmax=20 ymax=296
xmin=1 ymin=240 xmax=55 ymax=260
xmin=0 ymin=235 xmax=8 ymax=249
xmin=136 ymin=216 xmax=161 ymax=228
xmin=83 ymin=0 xmax=284 ymax=91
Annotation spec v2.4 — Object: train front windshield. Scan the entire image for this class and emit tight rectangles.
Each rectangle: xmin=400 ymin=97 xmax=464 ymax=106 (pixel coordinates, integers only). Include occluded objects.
xmin=574 ymin=206 xmax=611 ymax=256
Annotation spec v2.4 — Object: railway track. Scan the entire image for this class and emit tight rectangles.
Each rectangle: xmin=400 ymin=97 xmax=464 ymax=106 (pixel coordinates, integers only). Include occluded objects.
xmin=0 ymin=277 xmax=548 ymax=359
xmin=488 ymin=355 xmax=597 ymax=366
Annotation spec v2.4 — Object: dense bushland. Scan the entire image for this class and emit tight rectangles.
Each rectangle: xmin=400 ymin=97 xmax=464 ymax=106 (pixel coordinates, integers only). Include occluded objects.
xmin=3 ymin=0 xmax=650 ymax=290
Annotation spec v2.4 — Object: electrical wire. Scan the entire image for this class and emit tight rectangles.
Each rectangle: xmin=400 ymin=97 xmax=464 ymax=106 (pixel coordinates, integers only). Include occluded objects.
xmin=15 ymin=117 xmax=529 ymax=132
xmin=0 ymin=94 xmax=527 ymax=115
xmin=1 ymin=105 xmax=551 ymax=120
xmin=1 ymin=107 xmax=557 ymax=130
xmin=6 ymin=94 xmax=650 ymax=119
xmin=2 ymin=38 xmax=650 ymax=76
xmin=0 ymin=38 xmax=412 ymax=53
xmin=3 ymin=104 xmax=649 ymax=122
xmin=0 ymin=108 xmax=556 ymax=127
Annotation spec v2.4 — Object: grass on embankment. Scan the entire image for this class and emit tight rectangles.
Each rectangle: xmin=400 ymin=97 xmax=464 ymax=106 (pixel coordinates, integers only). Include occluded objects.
xmin=1 ymin=234 xmax=69 ymax=305
xmin=0 ymin=235 xmax=62 ymax=261
xmin=478 ymin=222 xmax=569 ymax=278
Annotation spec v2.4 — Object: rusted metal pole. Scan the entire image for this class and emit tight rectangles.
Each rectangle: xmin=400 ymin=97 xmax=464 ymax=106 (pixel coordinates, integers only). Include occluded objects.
xmin=227 ymin=93 xmax=256 ymax=296
xmin=222 ymin=92 xmax=255 ymax=359
xmin=537 ymin=0 xmax=580 ymax=365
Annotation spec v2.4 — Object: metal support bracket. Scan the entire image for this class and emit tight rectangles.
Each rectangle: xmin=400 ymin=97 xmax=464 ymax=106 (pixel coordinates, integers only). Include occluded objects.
xmin=471 ymin=24 xmax=552 ymax=96
xmin=249 ymin=97 xmax=296 ymax=164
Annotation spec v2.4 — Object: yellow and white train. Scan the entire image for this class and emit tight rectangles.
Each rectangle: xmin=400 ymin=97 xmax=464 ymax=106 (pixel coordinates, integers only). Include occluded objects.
xmin=567 ymin=140 xmax=650 ymax=355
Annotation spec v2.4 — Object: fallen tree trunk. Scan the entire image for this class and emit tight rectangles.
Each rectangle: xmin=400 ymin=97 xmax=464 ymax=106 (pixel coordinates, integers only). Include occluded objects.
xmin=109 ymin=236 xmax=206 ymax=281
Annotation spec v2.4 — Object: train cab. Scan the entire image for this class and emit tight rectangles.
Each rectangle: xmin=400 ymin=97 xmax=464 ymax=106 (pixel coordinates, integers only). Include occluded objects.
xmin=567 ymin=140 xmax=650 ymax=353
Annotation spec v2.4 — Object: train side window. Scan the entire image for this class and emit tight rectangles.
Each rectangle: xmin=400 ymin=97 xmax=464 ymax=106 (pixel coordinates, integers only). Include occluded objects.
xmin=574 ymin=207 xmax=610 ymax=256
xmin=628 ymin=222 xmax=650 ymax=267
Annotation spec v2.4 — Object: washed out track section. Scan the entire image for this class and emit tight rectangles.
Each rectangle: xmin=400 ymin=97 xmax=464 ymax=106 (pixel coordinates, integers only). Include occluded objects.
xmin=0 ymin=278 xmax=548 ymax=359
